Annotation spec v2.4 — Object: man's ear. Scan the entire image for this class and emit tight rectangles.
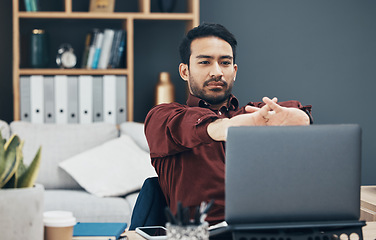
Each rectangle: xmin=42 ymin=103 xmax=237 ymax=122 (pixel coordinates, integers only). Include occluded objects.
xmin=233 ymin=64 xmax=238 ymax=81
xmin=179 ymin=63 xmax=189 ymax=81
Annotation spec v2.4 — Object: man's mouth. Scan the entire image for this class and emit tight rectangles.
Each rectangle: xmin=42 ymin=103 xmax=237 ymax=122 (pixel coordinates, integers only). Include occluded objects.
xmin=204 ymin=79 xmax=227 ymax=90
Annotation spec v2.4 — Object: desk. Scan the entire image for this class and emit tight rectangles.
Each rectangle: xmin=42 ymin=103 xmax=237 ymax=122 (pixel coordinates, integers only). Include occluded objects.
xmin=124 ymin=223 xmax=376 ymax=240
xmin=361 ymin=186 xmax=376 ymax=221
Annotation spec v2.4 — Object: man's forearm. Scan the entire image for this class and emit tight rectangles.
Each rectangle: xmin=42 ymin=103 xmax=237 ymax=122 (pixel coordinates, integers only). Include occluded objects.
xmin=207 ymin=118 xmax=232 ymax=141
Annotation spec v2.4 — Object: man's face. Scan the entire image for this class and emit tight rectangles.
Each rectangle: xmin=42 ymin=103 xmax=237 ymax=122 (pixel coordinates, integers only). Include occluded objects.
xmin=179 ymin=36 xmax=238 ymax=107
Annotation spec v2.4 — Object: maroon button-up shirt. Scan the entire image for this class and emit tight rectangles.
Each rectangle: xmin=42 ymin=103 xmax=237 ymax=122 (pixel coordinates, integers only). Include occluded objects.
xmin=144 ymin=94 xmax=312 ymax=225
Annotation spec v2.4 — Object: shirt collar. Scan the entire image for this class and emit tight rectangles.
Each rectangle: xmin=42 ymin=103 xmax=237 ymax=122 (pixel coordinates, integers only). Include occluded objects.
xmin=186 ymin=94 xmax=239 ymax=111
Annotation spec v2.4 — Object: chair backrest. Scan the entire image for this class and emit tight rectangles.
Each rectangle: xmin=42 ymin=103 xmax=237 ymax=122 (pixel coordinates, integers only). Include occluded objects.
xmin=129 ymin=177 xmax=167 ymax=230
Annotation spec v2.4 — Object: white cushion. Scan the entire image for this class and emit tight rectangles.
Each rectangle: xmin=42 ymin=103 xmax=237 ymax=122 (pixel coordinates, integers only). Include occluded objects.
xmin=0 ymin=120 xmax=10 ymax=140
xmin=10 ymin=121 xmax=119 ymax=189
xmin=119 ymin=122 xmax=149 ymax=152
xmin=59 ymin=135 xmax=157 ymax=197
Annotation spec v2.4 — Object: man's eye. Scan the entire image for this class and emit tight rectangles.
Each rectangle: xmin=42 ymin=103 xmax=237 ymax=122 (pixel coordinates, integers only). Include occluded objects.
xmin=222 ymin=61 xmax=231 ymax=65
xmin=199 ymin=61 xmax=210 ymax=64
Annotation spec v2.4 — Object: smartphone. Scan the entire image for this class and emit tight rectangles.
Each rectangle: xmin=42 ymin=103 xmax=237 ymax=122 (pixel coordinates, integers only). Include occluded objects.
xmin=135 ymin=226 xmax=167 ymax=240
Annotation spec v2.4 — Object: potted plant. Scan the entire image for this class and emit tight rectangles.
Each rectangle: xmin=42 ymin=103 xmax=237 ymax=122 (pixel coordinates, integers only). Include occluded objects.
xmin=0 ymin=132 xmax=43 ymax=240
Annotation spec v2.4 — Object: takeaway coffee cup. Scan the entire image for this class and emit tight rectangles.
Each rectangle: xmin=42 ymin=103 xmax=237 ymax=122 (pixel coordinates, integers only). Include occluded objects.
xmin=43 ymin=211 xmax=76 ymax=240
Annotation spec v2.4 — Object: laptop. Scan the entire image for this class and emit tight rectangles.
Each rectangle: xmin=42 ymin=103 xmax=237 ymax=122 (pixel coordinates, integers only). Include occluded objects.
xmin=223 ymin=124 xmax=362 ymax=231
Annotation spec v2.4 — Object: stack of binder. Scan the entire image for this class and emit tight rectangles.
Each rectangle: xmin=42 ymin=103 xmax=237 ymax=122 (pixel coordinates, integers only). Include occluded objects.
xmin=20 ymin=75 xmax=127 ymax=124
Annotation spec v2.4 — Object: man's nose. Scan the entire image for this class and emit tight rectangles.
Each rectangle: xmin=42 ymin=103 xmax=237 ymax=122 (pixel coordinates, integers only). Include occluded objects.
xmin=210 ymin=62 xmax=223 ymax=78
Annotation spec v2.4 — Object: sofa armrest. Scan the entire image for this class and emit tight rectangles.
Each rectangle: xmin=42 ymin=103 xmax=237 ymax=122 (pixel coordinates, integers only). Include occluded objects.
xmin=0 ymin=120 xmax=10 ymax=139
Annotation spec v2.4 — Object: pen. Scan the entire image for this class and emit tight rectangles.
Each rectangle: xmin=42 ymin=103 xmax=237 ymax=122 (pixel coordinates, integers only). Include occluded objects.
xmin=177 ymin=202 xmax=183 ymax=226
xmin=194 ymin=206 xmax=201 ymax=225
xmin=164 ymin=207 xmax=177 ymax=225
xmin=202 ymin=199 xmax=215 ymax=214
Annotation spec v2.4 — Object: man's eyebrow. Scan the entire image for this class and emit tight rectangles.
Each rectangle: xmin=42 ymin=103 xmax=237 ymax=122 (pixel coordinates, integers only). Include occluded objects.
xmin=195 ymin=55 xmax=233 ymax=59
xmin=196 ymin=55 xmax=214 ymax=59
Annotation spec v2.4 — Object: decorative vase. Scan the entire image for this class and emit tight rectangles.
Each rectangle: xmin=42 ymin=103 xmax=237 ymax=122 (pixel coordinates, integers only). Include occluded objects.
xmin=30 ymin=29 xmax=49 ymax=68
xmin=0 ymin=184 xmax=44 ymax=240
xmin=157 ymin=0 xmax=177 ymax=12
xmin=155 ymin=72 xmax=175 ymax=105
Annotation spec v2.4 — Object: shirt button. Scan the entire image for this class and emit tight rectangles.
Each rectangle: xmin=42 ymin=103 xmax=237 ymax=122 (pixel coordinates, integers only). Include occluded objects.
xmin=218 ymin=111 xmax=222 ymax=115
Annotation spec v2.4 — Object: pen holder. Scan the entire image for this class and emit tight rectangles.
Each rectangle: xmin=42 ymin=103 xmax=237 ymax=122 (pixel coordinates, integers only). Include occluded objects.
xmin=166 ymin=222 xmax=209 ymax=240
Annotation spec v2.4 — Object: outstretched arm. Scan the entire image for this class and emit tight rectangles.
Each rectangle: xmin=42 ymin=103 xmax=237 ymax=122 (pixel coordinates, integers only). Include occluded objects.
xmin=207 ymin=99 xmax=277 ymax=141
xmin=207 ymin=97 xmax=310 ymax=141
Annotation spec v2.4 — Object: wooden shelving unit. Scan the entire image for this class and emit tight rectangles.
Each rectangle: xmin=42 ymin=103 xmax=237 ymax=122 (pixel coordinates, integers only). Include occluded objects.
xmin=12 ymin=0 xmax=200 ymax=121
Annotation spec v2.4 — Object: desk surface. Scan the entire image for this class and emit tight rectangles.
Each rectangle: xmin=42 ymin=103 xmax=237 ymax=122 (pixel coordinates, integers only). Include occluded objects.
xmin=123 ymin=222 xmax=376 ymax=240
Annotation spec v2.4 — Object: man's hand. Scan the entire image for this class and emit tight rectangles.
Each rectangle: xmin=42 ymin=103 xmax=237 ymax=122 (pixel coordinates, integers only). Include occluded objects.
xmin=261 ymin=97 xmax=310 ymax=126
xmin=207 ymin=103 xmax=271 ymax=141
xmin=207 ymin=97 xmax=309 ymax=141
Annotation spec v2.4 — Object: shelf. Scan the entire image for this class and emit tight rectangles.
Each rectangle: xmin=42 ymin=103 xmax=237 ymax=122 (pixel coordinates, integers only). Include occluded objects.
xmin=13 ymin=0 xmax=200 ymax=122
xmin=17 ymin=12 xmax=196 ymax=20
xmin=19 ymin=68 xmax=128 ymax=75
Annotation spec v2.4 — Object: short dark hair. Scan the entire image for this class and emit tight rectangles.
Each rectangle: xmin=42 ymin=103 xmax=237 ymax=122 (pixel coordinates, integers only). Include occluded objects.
xmin=179 ymin=23 xmax=238 ymax=66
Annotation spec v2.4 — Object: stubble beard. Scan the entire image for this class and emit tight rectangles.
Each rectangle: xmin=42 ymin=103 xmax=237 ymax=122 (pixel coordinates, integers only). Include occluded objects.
xmin=189 ymin=76 xmax=234 ymax=105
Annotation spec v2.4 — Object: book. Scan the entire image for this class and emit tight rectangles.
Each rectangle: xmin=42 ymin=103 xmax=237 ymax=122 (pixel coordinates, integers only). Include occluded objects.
xmin=86 ymin=29 xmax=100 ymax=69
xmin=81 ymin=33 xmax=92 ymax=68
xmin=108 ymin=30 xmax=126 ymax=69
xmin=98 ymin=29 xmax=115 ymax=69
xmin=73 ymin=222 xmax=127 ymax=240
xmin=24 ymin=0 xmax=32 ymax=11
xmin=91 ymin=32 xmax=104 ymax=69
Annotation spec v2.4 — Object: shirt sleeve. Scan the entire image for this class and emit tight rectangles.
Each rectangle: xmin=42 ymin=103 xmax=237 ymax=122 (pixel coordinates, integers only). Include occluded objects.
xmin=144 ymin=103 xmax=219 ymax=158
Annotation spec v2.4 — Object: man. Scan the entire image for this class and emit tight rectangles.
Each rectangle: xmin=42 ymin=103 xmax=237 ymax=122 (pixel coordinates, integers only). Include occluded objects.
xmin=145 ymin=23 xmax=312 ymax=225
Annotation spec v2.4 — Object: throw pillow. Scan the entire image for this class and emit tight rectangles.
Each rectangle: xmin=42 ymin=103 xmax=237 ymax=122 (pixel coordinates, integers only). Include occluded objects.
xmin=59 ymin=135 xmax=157 ymax=197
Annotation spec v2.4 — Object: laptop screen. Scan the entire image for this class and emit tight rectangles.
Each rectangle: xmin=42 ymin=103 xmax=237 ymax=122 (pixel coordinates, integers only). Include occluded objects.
xmin=225 ymin=125 xmax=361 ymax=226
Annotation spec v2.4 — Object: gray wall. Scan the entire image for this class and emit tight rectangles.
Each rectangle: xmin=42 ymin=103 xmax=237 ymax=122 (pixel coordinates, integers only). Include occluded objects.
xmin=198 ymin=0 xmax=376 ymax=185
xmin=1 ymin=1 xmax=375 ymax=184
xmin=135 ymin=0 xmax=376 ymax=185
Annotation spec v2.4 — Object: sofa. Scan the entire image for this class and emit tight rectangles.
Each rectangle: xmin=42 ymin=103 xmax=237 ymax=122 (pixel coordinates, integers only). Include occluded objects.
xmin=0 ymin=119 xmax=156 ymax=225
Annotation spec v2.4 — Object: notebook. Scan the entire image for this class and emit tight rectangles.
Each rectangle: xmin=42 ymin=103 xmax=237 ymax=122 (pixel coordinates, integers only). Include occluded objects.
xmin=73 ymin=222 xmax=127 ymax=240
xmin=224 ymin=124 xmax=362 ymax=230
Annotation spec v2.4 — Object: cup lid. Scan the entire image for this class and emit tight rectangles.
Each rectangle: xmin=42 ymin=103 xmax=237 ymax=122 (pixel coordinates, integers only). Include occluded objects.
xmin=43 ymin=211 xmax=76 ymax=227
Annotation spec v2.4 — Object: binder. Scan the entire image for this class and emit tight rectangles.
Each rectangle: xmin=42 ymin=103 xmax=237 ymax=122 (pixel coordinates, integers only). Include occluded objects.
xmin=67 ymin=76 xmax=79 ymax=124
xmin=92 ymin=75 xmax=103 ymax=122
xmin=54 ymin=75 xmax=68 ymax=124
xmin=116 ymin=75 xmax=127 ymax=124
xmin=78 ymin=75 xmax=93 ymax=124
xmin=103 ymin=75 xmax=117 ymax=124
xmin=44 ymin=76 xmax=55 ymax=123
xmin=30 ymin=75 xmax=44 ymax=123
xmin=20 ymin=76 xmax=31 ymax=122
xmin=98 ymin=29 xmax=115 ymax=69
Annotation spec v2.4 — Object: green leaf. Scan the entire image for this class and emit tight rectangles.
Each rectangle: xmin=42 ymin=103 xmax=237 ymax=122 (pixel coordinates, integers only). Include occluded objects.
xmin=0 ymin=135 xmax=21 ymax=188
xmin=3 ymin=174 xmax=16 ymax=188
xmin=17 ymin=146 xmax=42 ymax=188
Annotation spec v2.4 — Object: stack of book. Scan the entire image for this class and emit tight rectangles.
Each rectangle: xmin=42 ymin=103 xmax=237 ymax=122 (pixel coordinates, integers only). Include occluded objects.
xmin=19 ymin=75 xmax=127 ymax=124
xmin=82 ymin=29 xmax=126 ymax=69
xmin=24 ymin=0 xmax=39 ymax=11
